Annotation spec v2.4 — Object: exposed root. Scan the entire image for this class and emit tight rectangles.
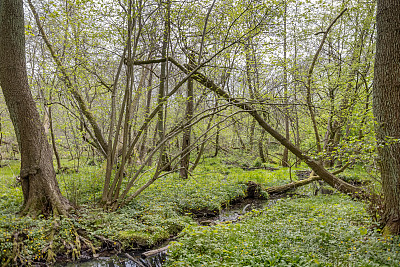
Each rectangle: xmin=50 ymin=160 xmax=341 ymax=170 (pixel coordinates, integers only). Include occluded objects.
xmin=39 ymin=220 xmax=97 ymax=264
xmin=79 ymin=235 xmax=97 ymax=255
xmin=11 ymin=231 xmax=28 ymax=265
xmin=94 ymin=234 xmax=121 ymax=253
xmin=42 ymin=221 xmax=57 ymax=264
xmin=42 ymin=241 xmax=56 ymax=263
xmin=382 ymin=221 xmax=400 ymax=237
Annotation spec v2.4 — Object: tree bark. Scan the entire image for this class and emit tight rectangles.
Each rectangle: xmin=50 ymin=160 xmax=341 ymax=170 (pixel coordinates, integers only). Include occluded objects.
xmin=258 ymin=130 xmax=266 ymax=163
xmin=281 ymin=1 xmax=290 ymax=167
xmin=157 ymin=0 xmax=171 ymax=170
xmin=139 ymin=65 xmax=154 ymax=162
xmin=373 ymin=0 xmax=400 ymax=235
xmin=180 ymin=57 xmax=194 ymax=179
xmin=266 ymin=175 xmax=321 ymax=195
xmin=49 ymin=105 xmax=62 ymax=170
xmin=0 ymin=0 xmax=72 ymax=216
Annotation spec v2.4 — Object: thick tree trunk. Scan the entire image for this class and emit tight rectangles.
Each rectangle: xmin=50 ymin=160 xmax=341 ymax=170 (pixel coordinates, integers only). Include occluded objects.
xmin=0 ymin=116 xmax=3 ymax=163
xmin=373 ymin=0 xmax=400 ymax=235
xmin=0 ymin=0 xmax=71 ymax=216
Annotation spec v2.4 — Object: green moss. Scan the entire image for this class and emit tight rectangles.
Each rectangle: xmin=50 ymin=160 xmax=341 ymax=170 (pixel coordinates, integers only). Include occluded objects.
xmin=118 ymin=227 xmax=170 ymax=247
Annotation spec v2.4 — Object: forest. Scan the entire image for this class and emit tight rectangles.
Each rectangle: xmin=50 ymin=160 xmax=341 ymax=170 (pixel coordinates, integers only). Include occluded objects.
xmin=0 ymin=0 xmax=400 ymax=266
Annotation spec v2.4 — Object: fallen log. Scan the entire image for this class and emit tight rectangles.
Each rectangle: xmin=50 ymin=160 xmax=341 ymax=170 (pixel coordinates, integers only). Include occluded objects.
xmin=167 ymin=57 xmax=372 ymax=201
xmin=141 ymin=245 xmax=169 ymax=258
xmin=266 ymin=175 xmax=321 ymax=195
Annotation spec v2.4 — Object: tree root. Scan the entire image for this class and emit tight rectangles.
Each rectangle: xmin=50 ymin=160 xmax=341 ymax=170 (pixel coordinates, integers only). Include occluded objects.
xmin=94 ymin=234 xmax=121 ymax=253
xmin=40 ymin=221 xmax=97 ymax=264
xmin=42 ymin=222 xmax=57 ymax=264
xmin=79 ymin=235 xmax=97 ymax=255
xmin=4 ymin=231 xmax=30 ymax=266
xmin=42 ymin=241 xmax=56 ymax=263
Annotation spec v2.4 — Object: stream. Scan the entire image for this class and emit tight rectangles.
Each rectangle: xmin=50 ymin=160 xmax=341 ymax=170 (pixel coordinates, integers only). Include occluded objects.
xmin=57 ymin=249 xmax=168 ymax=267
xmin=58 ymin=197 xmax=275 ymax=267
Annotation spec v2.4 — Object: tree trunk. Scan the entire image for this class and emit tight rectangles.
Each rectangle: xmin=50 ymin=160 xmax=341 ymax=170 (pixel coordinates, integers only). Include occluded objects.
xmin=281 ymin=1 xmax=290 ymax=167
xmin=49 ymin=105 xmax=62 ymax=170
xmin=213 ymin=98 xmax=220 ymax=157
xmin=0 ymin=115 xmax=3 ymax=163
xmin=373 ymin=0 xmax=400 ymax=235
xmin=180 ymin=57 xmax=194 ymax=179
xmin=258 ymin=130 xmax=266 ymax=163
xmin=139 ymin=65 xmax=154 ymax=162
xmin=0 ymin=0 xmax=71 ymax=216
xmin=157 ymin=0 xmax=171 ymax=171
xmin=245 ymin=40 xmax=256 ymax=153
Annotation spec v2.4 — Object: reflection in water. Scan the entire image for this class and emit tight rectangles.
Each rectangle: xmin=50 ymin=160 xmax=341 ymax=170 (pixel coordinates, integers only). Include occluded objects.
xmin=59 ymin=251 xmax=167 ymax=267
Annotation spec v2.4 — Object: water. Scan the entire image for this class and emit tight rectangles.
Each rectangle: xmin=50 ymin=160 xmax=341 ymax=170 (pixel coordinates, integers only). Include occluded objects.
xmin=60 ymin=198 xmax=272 ymax=267
xmin=197 ymin=198 xmax=269 ymax=225
xmin=58 ymin=251 xmax=167 ymax=267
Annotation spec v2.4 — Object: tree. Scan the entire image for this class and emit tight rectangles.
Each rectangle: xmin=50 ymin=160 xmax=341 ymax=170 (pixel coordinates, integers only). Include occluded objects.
xmin=373 ymin=0 xmax=400 ymax=235
xmin=0 ymin=0 xmax=71 ymax=216
xmin=180 ymin=55 xmax=194 ymax=179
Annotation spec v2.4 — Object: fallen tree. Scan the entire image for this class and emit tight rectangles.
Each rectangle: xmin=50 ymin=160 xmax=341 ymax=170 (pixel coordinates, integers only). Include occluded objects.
xmin=265 ymin=176 xmax=321 ymax=195
xmin=167 ymin=57 xmax=371 ymax=201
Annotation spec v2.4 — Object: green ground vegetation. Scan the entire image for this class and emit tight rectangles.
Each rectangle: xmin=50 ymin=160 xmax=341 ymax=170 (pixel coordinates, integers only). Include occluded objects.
xmin=0 ymin=157 xmax=397 ymax=266
xmin=167 ymin=195 xmax=400 ymax=266
xmin=0 ymin=157 xmax=296 ymax=265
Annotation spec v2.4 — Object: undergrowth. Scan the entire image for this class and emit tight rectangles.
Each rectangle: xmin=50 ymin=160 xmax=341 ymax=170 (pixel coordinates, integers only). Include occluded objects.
xmin=0 ymin=156 xmax=386 ymax=266
xmin=0 ymin=157 xmax=291 ymax=265
xmin=167 ymin=195 xmax=400 ymax=266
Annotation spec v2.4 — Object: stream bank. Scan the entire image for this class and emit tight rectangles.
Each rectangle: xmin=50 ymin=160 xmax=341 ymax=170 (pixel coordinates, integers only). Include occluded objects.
xmin=60 ymin=194 xmax=276 ymax=267
xmin=58 ymin=179 xmax=314 ymax=267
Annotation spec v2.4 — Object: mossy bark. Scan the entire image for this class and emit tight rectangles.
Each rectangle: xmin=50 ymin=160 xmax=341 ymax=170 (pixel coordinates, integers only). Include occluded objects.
xmin=373 ymin=0 xmax=400 ymax=235
xmin=0 ymin=0 xmax=72 ymax=217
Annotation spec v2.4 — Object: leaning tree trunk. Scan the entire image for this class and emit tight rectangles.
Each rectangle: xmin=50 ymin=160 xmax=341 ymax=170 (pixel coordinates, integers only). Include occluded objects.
xmin=0 ymin=0 xmax=71 ymax=216
xmin=373 ymin=0 xmax=400 ymax=235
xmin=169 ymin=57 xmax=369 ymax=199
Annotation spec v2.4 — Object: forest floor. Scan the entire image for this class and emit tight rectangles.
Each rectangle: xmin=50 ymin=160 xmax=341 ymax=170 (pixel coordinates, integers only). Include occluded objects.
xmin=0 ymin=156 xmax=400 ymax=266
